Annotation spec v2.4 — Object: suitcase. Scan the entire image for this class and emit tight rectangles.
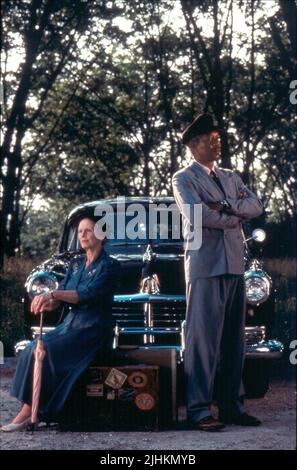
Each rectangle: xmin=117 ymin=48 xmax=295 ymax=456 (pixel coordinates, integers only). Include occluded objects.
xmin=113 ymin=347 xmax=177 ymax=423
xmin=60 ymin=348 xmax=177 ymax=431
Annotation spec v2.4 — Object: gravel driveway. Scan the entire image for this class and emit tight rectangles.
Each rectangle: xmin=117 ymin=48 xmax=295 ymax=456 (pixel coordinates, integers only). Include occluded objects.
xmin=0 ymin=359 xmax=296 ymax=450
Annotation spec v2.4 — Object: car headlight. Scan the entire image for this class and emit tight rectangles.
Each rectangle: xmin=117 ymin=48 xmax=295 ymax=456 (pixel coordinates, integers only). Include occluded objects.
xmin=244 ymin=270 xmax=272 ymax=305
xmin=25 ymin=272 xmax=59 ymax=300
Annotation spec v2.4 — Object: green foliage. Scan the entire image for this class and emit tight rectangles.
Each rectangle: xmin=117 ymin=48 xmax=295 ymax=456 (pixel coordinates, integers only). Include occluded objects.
xmin=20 ymin=201 xmax=68 ymax=258
xmin=23 ymin=0 xmax=295 ymax=215
xmin=1 ymin=0 xmax=296 ymax=261
xmin=266 ymin=259 xmax=297 ymax=348
xmin=0 ymin=258 xmax=37 ymax=356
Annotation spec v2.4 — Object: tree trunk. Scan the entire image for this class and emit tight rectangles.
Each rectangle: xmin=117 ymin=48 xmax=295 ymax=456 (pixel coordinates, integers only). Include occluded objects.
xmin=0 ymin=0 xmax=52 ymax=265
xmin=181 ymin=0 xmax=232 ymax=169
xmin=243 ymin=0 xmax=255 ymax=186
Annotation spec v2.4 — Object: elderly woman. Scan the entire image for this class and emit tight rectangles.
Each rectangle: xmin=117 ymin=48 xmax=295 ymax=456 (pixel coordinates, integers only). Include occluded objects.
xmin=1 ymin=216 xmax=121 ymax=431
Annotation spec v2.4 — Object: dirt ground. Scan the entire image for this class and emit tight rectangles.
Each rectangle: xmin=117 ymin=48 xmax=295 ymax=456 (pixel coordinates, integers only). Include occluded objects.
xmin=0 ymin=358 xmax=296 ymax=451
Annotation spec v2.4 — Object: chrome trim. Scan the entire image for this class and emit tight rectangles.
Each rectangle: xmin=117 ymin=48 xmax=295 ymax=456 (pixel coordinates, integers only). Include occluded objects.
xmin=14 ymin=326 xmax=56 ymax=355
xmin=180 ymin=320 xmax=186 ymax=355
xmin=244 ymin=267 xmax=272 ymax=306
xmin=245 ymin=326 xmax=266 ymax=345
xmin=246 ymin=339 xmax=284 ymax=359
xmin=143 ymin=244 xmax=154 ymax=263
xmin=116 ymin=327 xmax=181 ymax=335
xmin=140 ymin=275 xmax=160 ymax=295
xmin=14 ymin=340 xmax=31 ymax=356
xmin=144 ymin=303 xmax=154 ymax=343
xmin=15 ymin=328 xmax=284 ymax=364
xmin=31 ymin=326 xmax=55 ymax=339
xmin=179 ymin=320 xmax=186 ymax=362
xmin=115 ymin=264 xmax=185 ymax=344
xmin=114 ymin=293 xmax=186 ymax=303
xmin=25 ymin=271 xmax=59 ymax=299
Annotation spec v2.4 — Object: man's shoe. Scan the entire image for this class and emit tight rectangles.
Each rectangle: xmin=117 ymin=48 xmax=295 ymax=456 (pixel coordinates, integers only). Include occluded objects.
xmin=194 ymin=416 xmax=225 ymax=432
xmin=222 ymin=413 xmax=262 ymax=426
xmin=1 ymin=417 xmax=31 ymax=432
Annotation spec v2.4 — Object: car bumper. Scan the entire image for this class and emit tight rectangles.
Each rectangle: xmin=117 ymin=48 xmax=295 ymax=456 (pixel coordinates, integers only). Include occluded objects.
xmin=14 ymin=325 xmax=284 ymax=364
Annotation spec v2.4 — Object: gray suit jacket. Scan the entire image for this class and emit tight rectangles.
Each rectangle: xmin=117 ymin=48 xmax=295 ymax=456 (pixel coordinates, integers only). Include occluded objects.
xmin=172 ymin=161 xmax=263 ymax=280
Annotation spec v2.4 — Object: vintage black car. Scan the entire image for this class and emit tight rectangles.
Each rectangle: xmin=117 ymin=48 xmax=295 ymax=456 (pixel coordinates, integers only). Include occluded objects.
xmin=16 ymin=197 xmax=284 ymax=400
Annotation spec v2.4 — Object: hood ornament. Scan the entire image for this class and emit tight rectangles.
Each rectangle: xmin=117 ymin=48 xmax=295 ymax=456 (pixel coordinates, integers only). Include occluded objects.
xmin=142 ymin=244 xmax=154 ymax=263
xmin=140 ymin=244 xmax=160 ymax=294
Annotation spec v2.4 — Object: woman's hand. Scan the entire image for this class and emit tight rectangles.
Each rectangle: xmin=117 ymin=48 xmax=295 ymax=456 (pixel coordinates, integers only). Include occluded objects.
xmin=31 ymin=290 xmax=78 ymax=315
xmin=31 ymin=293 xmax=58 ymax=315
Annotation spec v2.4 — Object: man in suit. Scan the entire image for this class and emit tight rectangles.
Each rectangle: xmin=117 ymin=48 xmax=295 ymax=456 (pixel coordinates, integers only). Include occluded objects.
xmin=172 ymin=113 xmax=263 ymax=431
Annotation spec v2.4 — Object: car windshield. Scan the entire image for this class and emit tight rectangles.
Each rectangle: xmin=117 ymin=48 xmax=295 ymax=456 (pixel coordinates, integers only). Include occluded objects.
xmin=62 ymin=205 xmax=183 ymax=252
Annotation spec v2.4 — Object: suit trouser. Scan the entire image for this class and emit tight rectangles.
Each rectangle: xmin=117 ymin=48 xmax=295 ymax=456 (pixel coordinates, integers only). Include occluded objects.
xmin=185 ymin=274 xmax=246 ymax=422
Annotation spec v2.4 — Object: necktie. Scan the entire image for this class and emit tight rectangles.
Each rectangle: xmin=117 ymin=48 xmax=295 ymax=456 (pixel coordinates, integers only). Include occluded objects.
xmin=210 ymin=170 xmax=226 ymax=197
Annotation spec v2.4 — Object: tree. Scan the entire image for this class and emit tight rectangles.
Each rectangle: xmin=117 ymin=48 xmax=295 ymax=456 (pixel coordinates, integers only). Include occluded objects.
xmin=0 ymin=0 xmax=114 ymax=263
xmin=34 ymin=0 xmax=189 ymax=199
xmin=180 ymin=0 xmax=296 ymax=217
xmin=2 ymin=0 xmax=296 ymax=265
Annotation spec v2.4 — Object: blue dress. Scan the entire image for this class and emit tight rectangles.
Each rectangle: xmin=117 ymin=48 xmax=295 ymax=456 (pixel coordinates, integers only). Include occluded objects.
xmin=11 ymin=249 xmax=121 ymax=421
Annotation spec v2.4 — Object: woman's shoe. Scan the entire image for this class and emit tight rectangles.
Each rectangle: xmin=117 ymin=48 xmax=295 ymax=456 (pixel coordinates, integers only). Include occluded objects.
xmin=1 ymin=417 xmax=31 ymax=432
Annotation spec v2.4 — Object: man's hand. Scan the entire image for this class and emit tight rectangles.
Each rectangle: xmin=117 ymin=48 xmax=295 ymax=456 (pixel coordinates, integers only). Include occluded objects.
xmin=206 ymin=202 xmax=224 ymax=212
xmin=238 ymin=190 xmax=248 ymax=199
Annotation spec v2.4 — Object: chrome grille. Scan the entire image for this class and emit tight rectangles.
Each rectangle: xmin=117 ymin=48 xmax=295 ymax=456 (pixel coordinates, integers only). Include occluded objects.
xmin=112 ymin=301 xmax=186 ymax=329
xmin=112 ymin=301 xmax=186 ymax=347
